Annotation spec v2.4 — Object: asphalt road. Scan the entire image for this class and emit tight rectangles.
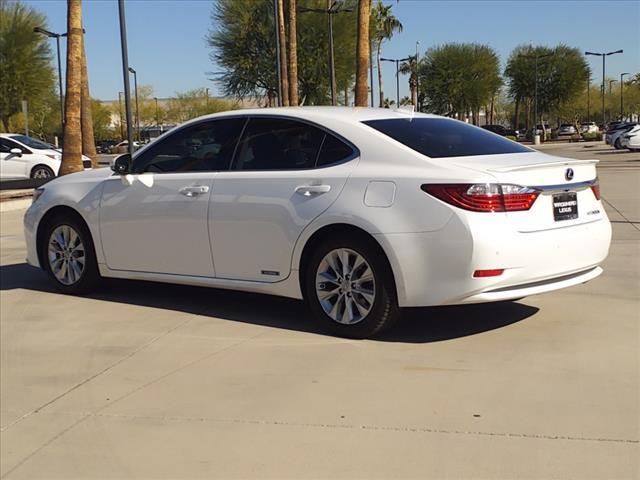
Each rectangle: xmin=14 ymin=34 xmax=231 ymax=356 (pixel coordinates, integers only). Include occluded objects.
xmin=0 ymin=142 xmax=638 ymax=479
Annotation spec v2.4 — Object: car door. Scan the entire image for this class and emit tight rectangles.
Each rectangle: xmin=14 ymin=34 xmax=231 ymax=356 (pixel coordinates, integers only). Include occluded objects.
xmin=209 ymin=116 xmax=358 ymax=283
xmin=0 ymin=138 xmax=30 ymax=179
xmin=99 ymin=118 xmax=245 ymax=277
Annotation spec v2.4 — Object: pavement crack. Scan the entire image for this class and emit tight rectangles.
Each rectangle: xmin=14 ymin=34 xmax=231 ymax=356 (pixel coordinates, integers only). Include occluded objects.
xmin=0 ymin=316 xmax=195 ymax=434
xmin=602 ymin=196 xmax=640 ymax=231
xmin=0 ymin=331 xmax=264 ymax=479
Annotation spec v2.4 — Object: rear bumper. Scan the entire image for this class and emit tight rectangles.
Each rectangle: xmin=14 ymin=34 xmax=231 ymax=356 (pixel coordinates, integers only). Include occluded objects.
xmin=376 ymin=211 xmax=612 ymax=308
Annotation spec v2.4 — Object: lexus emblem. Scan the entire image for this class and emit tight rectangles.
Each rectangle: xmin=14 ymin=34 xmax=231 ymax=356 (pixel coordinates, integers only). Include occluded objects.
xmin=565 ymin=168 xmax=574 ymax=181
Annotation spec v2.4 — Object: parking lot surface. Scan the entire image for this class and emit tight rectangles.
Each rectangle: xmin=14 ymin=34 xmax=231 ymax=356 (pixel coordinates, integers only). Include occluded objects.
xmin=1 ymin=142 xmax=638 ymax=479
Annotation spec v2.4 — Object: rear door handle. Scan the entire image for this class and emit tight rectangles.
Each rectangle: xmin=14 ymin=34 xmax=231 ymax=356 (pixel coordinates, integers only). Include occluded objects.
xmin=179 ymin=185 xmax=210 ymax=197
xmin=295 ymin=184 xmax=331 ymax=197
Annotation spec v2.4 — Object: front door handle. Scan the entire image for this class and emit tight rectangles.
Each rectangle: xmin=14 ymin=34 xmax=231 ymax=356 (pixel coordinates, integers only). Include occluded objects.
xmin=295 ymin=184 xmax=331 ymax=197
xmin=179 ymin=185 xmax=210 ymax=197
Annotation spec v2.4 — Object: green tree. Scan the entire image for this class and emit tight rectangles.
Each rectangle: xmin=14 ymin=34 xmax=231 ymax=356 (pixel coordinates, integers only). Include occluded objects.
xmin=165 ymin=88 xmax=237 ymax=124
xmin=208 ymin=0 xmax=358 ymax=106
xmin=0 ymin=0 xmax=55 ymax=131
xmin=399 ymin=55 xmax=418 ymax=107
xmin=91 ymin=99 xmax=114 ymax=140
xmin=207 ymin=0 xmax=278 ymax=104
xmin=419 ymin=43 xmax=501 ymax=124
xmin=504 ymin=44 xmax=590 ymax=129
xmin=370 ymin=1 xmax=402 ymax=107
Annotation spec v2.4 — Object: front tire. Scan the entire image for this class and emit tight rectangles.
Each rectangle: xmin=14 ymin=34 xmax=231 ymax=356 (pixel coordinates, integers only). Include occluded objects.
xmin=41 ymin=213 xmax=100 ymax=294
xmin=31 ymin=165 xmax=55 ymax=179
xmin=303 ymin=235 xmax=399 ymax=339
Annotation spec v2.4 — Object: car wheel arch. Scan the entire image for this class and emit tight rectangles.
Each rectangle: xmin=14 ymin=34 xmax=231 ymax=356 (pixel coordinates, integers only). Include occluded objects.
xmin=297 ymin=223 xmax=399 ymax=306
xmin=36 ymin=205 xmax=94 ymax=270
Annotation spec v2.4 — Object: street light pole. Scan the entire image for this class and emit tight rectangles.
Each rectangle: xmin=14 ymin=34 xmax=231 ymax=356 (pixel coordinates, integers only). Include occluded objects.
xmin=518 ymin=51 xmax=554 ymax=139
xmin=587 ymin=76 xmax=590 ymax=122
xmin=585 ymin=49 xmax=623 ymax=127
xmin=205 ymin=87 xmax=210 ymax=108
xmin=118 ymin=91 xmax=124 ymax=139
xmin=415 ymin=41 xmax=420 ymax=110
xmin=381 ymin=57 xmax=411 ymax=106
xmin=620 ymin=72 xmax=629 ymax=120
xmin=299 ymin=1 xmax=352 ymax=106
xmin=128 ymin=67 xmax=140 ymax=142
xmin=33 ymin=27 xmax=68 ymax=131
xmin=118 ymin=0 xmax=134 ymax=158
xmin=153 ymin=97 xmax=159 ymax=132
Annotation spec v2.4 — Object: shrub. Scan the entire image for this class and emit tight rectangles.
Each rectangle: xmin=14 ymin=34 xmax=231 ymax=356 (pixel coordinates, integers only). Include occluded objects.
xmin=505 ymin=135 xmax=517 ymax=141
xmin=582 ymin=132 xmax=602 ymax=142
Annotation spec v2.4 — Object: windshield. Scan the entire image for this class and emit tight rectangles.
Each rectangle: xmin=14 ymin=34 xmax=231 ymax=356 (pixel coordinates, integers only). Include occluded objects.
xmin=363 ymin=118 xmax=532 ymax=159
xmin=9 ymin=135 xmax=54 ymax=150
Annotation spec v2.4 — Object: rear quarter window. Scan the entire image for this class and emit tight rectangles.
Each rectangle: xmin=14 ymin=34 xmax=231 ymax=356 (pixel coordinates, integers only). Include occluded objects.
xmin=363 ymin=118 xmax=532 ymax=158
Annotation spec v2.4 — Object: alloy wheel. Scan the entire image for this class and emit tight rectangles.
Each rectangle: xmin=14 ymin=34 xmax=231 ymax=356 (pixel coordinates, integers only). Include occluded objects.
xmin=315 ymin=248 xmax=376 ymax=325
xmin=47 ymin=225 xmax=85 ymax=285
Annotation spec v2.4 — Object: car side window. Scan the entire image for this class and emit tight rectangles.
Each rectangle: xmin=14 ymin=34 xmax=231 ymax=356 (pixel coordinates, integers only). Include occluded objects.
xmin=316 ymin=133 xmax=355 ymax=167
xmin=132 ymin=118 xmax=245 ymax=174
xmin=0 ymin=138 xmax=27 ymax=154
xmin=233 ymin=118 xmax=326 ymax=171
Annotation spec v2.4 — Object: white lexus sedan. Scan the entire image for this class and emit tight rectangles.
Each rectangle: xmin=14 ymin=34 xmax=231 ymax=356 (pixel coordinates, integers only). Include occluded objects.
xmin=23 ymin=108 xmax=611 ymax=338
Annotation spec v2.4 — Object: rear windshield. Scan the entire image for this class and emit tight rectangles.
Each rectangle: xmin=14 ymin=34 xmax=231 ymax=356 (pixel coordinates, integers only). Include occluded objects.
xmin=363 ymin=118 xmax=532 ymax=158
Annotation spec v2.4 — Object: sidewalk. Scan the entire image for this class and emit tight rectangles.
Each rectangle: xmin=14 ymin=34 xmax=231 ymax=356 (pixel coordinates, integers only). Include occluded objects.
xmin=0 ymin=189 xmax=33 ymax=213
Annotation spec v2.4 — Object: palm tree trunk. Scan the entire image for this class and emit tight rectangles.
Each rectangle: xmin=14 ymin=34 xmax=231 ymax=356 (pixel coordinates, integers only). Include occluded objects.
xmin=276 ymin=0 xmax=289 ymax=106
xmin=377 ymin=42 xmax=384 ymax=107
xmin=80 ymin=30 xmax=97 ymax=168
xmin=514 ymin=97 xmax=520 ymax=130
xmin=60 ymin=0 xmax=83 ymax=176
xmin=287 ymin=0 xmax=298 ymax=106
xmin=354 ymin=0 xmax=371 ymax=107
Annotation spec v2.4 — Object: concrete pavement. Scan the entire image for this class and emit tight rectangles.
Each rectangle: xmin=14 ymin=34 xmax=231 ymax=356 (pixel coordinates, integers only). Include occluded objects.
xmin=0 ymin=142 xmax=638 ymax=479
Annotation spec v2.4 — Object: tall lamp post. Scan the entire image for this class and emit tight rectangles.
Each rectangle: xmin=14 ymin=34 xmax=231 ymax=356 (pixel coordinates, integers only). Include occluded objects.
xmin=518 ymin=51 xmax=554 ymax=141
xmin=118 ymin=91 xmax=124 ymax=139
xmin=585 ymin=49 xmax=623 ymax=127
xmin=586 ymin=76 xmax=591 ymax=122
xmin=33 ymin=27 xmax=67 ymax=131
xmin=381 ymin=57 xmax=411 ymax=106
xmin=118 ymin=0 xmax=134 ymax=157
xmin=153 ymin=97 xmax=160 ymax=133
xmin=608 ymin=79 xmax=617 ymax=123
xmin=620 ymin=72 xmax=629 ymax=120
xmin=299 ymin=1 xmax=353 ymax=106
xmin=128 ymin=67 xmax=140 ymax=142
xmin=415 ymin=41 xmax=420 ymax=110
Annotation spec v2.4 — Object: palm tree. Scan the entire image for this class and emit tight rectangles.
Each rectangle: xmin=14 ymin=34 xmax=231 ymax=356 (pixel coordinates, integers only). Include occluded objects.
xmin=399 ymin=55 xmax=418 ymax=107
xmin=60 ymin=0 xmax=83 ymax=176
xmin=276 ymin=0 xmax=289 ymax=106
xmin=354 ymin=0 xmax=371 ymax=107
xmin=80 ymin=28 xmax=97 ymax=168
xmin=370 ymin=1 xmax=402 ymax=107
xmin=287 ymin=0 xmax=298 ymax=106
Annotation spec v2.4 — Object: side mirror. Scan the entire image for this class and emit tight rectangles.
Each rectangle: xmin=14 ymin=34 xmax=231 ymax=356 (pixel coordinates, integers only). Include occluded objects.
xmin=10 ymin=148 xmax=22 ymax=157
xmin=111 ymin=153 xmax=131 ymax=175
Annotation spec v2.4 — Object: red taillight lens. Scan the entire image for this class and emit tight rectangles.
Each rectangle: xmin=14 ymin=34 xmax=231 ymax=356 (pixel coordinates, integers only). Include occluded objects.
xmin=473 ymin=269 xmax=504 ymax=278
xmin=590 ymin=179 xmax=601 ymax=200
xmin=421 ymin=183 xmax=540 ymax=212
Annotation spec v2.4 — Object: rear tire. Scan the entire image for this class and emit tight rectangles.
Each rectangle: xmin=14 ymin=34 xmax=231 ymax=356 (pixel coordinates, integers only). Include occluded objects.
xmin=40 ymin=213 xmax=100 ymax=294
xmin=31 ymin=165 xmax=54 ymax=179
xmin=303 ymin=234 xmax=399 ymax=339
xmin=614 ymin=138 xmax=622 ymax=150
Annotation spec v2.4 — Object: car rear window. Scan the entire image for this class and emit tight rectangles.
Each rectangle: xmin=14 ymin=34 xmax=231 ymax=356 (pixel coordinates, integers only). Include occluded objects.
xmin=363 ymin=118 xmax=532 ymax=158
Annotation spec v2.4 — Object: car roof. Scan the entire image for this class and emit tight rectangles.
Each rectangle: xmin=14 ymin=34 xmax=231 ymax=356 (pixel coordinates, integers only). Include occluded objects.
xmin=190 ymin=106 xmax=441 ymax=125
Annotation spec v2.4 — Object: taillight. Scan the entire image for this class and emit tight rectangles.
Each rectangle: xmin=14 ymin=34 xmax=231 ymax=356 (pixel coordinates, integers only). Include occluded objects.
xmin=421 ymin=183 xmax=540 ymax=212
xmin=590 ymin=178 xmax=601 ymax=200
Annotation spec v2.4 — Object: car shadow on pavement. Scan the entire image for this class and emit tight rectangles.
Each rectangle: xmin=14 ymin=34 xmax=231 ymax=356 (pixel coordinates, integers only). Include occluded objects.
xmin=0 ymin=262 xmax=539 ymax=344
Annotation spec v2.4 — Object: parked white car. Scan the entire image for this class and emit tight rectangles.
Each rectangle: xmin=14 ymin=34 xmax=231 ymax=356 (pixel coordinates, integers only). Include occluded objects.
xmin=0 ymin=133 xmax=91 ymax=180
xmin=605 ymin=123 xmax=636 ymax=149
xmin=23 ymin=108 xmax=611 ymax=338
xmin=580 ymin=122 xmax=599 ymax=134
xmin=620 ymin=125 xmax=640 ymax=151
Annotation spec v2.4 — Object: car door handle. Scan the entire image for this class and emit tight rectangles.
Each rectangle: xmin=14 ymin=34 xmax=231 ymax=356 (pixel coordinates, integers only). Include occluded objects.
xmin=295 ymin=184 xmax=331 ymax=196
xmin=179 ymin=185 xmax=210 ymax=197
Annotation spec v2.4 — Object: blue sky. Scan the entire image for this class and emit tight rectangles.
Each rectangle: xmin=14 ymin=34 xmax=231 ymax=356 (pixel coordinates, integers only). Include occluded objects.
xmin=25 ymin=0 xmax=640 ymax=102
